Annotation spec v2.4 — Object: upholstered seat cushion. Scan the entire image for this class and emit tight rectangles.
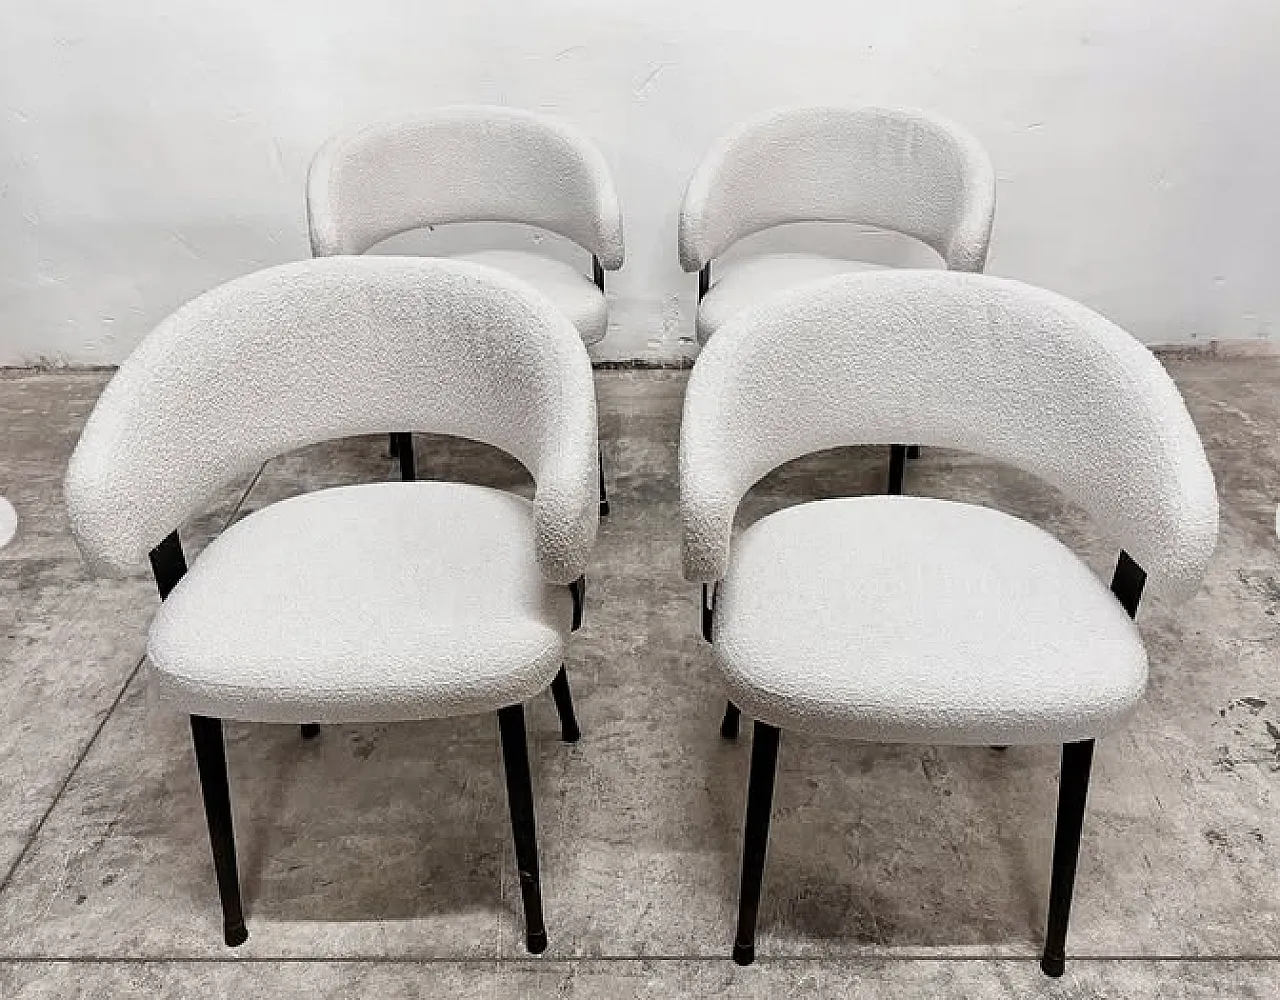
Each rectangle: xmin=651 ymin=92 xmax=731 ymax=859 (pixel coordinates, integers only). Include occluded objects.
xmin=696 ymin=254 xmax=887 ymax=344
xmin=712 ymin=496 xmax=1147 ymax=746
xmin=452 ymin=250 xmax=607 ymax=346
xmin=148 ymin=481 xmax=574 ymax=724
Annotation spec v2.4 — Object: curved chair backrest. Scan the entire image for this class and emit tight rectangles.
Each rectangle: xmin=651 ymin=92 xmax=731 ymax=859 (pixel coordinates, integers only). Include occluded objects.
xmin=308 ymin=105 xmax=625 ymax=269
xmin=65 ymin=257 xmax=599 ymax=584
xmin=678 ymin=106 xmax=996 ymax=273
xmin=680 ymin=270 xmax=1218 ymax=602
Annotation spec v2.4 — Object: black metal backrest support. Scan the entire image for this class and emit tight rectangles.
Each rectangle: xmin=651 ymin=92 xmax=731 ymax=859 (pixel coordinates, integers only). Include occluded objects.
xmin=592 ymin=256 xmax=605 ymax=293
xmin=1110 ymin=550 xmax=1146 ymax=619
xmin=149 ymin=530 xmax=188 ymax=600
xmin=701 ymin=583 xmax=716 ymax=642
xmin=698 ymin=263 xmax=712 ymax=302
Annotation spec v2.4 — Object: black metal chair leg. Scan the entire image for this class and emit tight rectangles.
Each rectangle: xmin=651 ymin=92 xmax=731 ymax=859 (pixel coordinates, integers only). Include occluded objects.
xmin=720 ymin=701 xmax=741 ymax=740
xmin=549 ymin=667 xmax=581 ymax=743
xmin=189 ymin=715 xmax=248 ymax=947
xmin=734 ymin=720 xmax=781 ymax=966
xmin=598 ymin=447 xmax=610 ymax=517
xmin=301 ymin=724 xmax=320 ymax=739
xmin=392 ymin=432 xmax=415 ymax=481
xmin=498 ymin=704 xmax=547 ymax=954
xmin=1041 ymin=739 xmax=1095 ymax=978
xmin=888 ymin=445 xmax=907 ymax=495
xmin=569 ymin=576 xmax=586 ymax=632
xmin=906 ymin=445 xmax=920 ymax=459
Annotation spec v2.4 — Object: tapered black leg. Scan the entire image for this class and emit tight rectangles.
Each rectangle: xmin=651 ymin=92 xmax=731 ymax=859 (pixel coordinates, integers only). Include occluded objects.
xmin=734 ymin=721 xmax=781 ymax=966
xmin=906 ymin=445 xmax=920 ymax=459
xmin=569 ymin=576 xmax=586 ymax=632
xmin=598 ymin=448 xmax=610 ymax=517
xmin=189 ymin=715 xmax=248 ymax=947
xmin=720 ymin=701 xmax=741 ymax=740
xmin=301 ymin=724 xmax=320 ymax=739
xmin=392 ymin=433 xmax=415 ymax=481
xmin=1041 ymin=739 xmax=1095 ymax=977
xmin=549 ymin=667 xmax=581 ymax=743
xmin=498 ymin=704 xmax=547 ymax=954
xmin=888 ymin=445 xmax=907 ymax=495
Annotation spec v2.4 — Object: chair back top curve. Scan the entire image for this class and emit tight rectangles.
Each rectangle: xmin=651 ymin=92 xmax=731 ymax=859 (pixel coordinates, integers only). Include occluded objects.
xmin=307 ymin=105 xmax=625 ymax=269
xmin=64 ymin=256 xmax=599 ymax=584
xmin=679 ymin=269 xmax=1218 ymax=603
xmin=678 ymin=106 xmax=995 ymax=273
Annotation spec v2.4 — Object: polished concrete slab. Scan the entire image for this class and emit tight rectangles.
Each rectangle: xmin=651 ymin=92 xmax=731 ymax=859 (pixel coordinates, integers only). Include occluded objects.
xmin=0 ymin=362 xmax=1277 ymax=992
xmin=1 ymin=959 xmax=1278 ymax=998
xmin=0 ymin=371 xmax=253 ymax=881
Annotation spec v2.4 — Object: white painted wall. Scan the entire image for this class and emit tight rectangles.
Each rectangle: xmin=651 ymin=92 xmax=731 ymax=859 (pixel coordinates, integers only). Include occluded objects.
xmin=2 ymin=0 xmax=1278 ymax=364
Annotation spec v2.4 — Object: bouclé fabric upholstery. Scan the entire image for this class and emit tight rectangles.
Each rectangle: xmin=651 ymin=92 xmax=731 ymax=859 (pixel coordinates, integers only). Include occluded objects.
xmin=148 ymin=483 xmax=575 ymax=723
xmin=681 ymin=269 xmax=1217 ymax=601
xmin=65 ymin=256 xmax=599 ymax=585
xmin=695 ymin=254 xmax=888 ymax=345
xmin=308 ymin=106 xmax=624 ymax=268
xmin=680 ymin=106 xmax=995 ymax=342
xmin=680 ymin=269 xmax=1217 ymax=744
xmin=452 ymin=249 xmax=608 ymax=346
xmin=65 ymin=257 xmax=599 ymax=723
xmin=713 ymin=496 xmax=1148 ymax=744
xmin=307 ymin=107 xmax=622 ymax=352
xmin=678 ymin=106 xmax=995 ymax=274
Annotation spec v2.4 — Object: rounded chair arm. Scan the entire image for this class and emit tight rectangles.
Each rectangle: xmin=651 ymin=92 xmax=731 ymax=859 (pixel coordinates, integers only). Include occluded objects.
xmin=677 ymin=162 xmax=717 ymax=274
xmin=591 ymin=171 xmax=626 ymax=272
xmin=680 ymin=479 xmax=737 ymax=585
xmin=534 ymin=477 xmax=599 ymax=586
xmin=531 ymin=360 xmax=600 ymax=586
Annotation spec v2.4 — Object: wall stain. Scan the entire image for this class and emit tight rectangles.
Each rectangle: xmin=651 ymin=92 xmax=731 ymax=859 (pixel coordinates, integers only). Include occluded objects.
xmin=350 ymin=732 xmax=377 ymax=761
xmin=632 ymin=63 xmax=669 ymax=101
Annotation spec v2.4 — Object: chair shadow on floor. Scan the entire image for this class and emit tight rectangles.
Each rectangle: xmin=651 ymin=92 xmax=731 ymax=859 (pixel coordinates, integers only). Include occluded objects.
xmin=226 ymin=716 xmax=512 ymax=924
xmin=720 ymin=733 xmax=1063 ymax=953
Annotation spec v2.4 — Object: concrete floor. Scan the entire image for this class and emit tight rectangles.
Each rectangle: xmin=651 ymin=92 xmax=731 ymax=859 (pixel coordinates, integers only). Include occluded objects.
xmin=0 ymin=363 xmax=1277 ymax=997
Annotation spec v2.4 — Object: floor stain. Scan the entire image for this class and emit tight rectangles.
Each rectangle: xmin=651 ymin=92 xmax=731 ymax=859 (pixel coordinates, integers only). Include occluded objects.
xmin=1234 ymin=569 xmax=1280 ymax=615
xmin=1213 ymin=698 xmax=1280 ymax=774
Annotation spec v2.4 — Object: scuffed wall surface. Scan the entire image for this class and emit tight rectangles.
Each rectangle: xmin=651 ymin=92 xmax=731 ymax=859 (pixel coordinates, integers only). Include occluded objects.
xmin=1 ymin=0 xmax=1278 ymax=364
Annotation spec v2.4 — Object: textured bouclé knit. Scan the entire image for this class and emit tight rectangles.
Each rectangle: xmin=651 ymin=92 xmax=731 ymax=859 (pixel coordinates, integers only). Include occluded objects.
xmin=680 ymin=269 xmax=1218 ymax=604
xmin=678 ymin=106 xmax=995 ymax=274
xmin=307 ymin=105 xmax=625 ymax=269
xmin=712 ymin=496 xmax=1149 ymax=744
xmin=682 ymin=269 xmax=1217 ymax=744
xmin=147 ymin=482 xmax=576 ymax=723
xmin=65 ymin=256 xmax=599 ymax=586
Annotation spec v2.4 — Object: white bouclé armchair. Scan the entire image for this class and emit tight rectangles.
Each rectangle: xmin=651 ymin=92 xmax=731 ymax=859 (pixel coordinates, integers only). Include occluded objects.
xmin=64 ymin=256 xmax=601 ymax=953
xmin=680 ymin=269 xmax=1218 ymax=973
xmin=679 ymin=105 xmax=997 ymax=493
xmin=307 ymin=105 xmax=624 ymax=513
